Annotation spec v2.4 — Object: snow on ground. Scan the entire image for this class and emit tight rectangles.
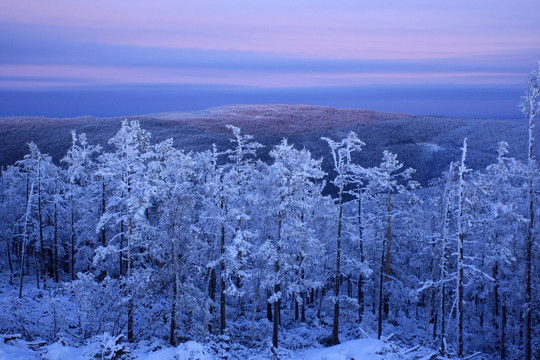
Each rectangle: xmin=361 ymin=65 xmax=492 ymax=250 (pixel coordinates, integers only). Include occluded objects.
xmin=0 ymin=337 xmax=440 ymax=360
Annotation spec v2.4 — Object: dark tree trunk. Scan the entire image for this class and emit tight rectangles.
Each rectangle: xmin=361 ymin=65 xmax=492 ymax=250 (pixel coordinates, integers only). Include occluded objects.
xmin=456 ymin=138 xmax=467 ymax=358
xmin=272 ymin=289 xmax=280 ymax=348
xmin=267 ymin=294 xmax=273 ymax=322
xmin=378 ymin=243 xmax=385 ymax=339
xmin=128 ymin=299 xmax=134 ymax=342
xmin=220 ymin=220 xmax=226 ymax=334
xmin=301 ymin=291 xmax=306 ymax=323
xmin=272 ymin=216 xmax=282 ymax=348
xmin=18 ymin=240 xmax=26 ymax=299
xmin=357 ymin=188 xmax=364 ymax=323
xmin=208 ymin=268 xmax=216 ymax=334
xmin=524 ymin=176 xmax=533 ymax=360
xmin=332 ymin=186 xmax=343 ymax=345
xmin=101 ymin=181 xmax=106 ymax=246
xmin=70 ymin=202 xmax=76 ymax=281
xmin=170 ymin=271 xmax=178 ymax=346
xmin=34 ymin=253 xmax=40 ymax=289
xmin=501 ymin=299 xmax=507 ymax=359
xmin=119 ymin=220 xmax=124 ymax=276
xmin=524 ymin=87 xmax=535 ymax=360
xmin=457 ymin=237 xmax=464 ymax=357
xmin=493 ymin=262 xmax=499 ymax=317
xmin=53 ymin=201 xmax=59 ymax=283
xmin=38 ymin=164 xmax=45 ymax=283
xmin=358 ymin=274 xmax=364 ymax=323
xmin=7 ymin=241 xmax=14 ymax=285
xmin=384 ymin=189 xmax=392 ymax=317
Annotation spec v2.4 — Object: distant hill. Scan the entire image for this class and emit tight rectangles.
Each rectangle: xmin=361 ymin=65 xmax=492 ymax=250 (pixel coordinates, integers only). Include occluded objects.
xmin=0 ymin=105 xmax=534 ymax=184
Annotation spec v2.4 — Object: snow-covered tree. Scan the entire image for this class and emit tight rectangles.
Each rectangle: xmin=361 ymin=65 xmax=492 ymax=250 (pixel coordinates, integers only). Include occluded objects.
xmin=519 ymin=62 xmax=539 ymax=360
xmin=363 ymin=150 xmax=418 ymax=339
xmin=15 ymin=143 xmax=59 ymax=287
xmin=61 ymin=131 xmax=102 ymax=280
xmin=97 ymin=120 xmax=157 ymax=342
xmin=322 ymin=131 xmax=364 ymax=345
xmin=262 ymin=139 xmax=326 ymax=348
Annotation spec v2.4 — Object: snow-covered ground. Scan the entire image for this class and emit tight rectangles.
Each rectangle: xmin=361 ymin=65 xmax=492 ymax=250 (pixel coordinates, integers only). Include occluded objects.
xmin=0 ymin=336 xmax=442 ymax=360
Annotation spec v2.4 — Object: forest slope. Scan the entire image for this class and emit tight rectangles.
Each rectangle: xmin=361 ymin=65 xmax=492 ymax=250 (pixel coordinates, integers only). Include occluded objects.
xmin=0 ymin=104 xmax=533 ymax=184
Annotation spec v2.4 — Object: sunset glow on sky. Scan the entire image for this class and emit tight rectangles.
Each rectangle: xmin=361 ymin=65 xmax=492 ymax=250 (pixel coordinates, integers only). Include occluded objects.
xmin=1 ymin=0 xmax=539 ymax=117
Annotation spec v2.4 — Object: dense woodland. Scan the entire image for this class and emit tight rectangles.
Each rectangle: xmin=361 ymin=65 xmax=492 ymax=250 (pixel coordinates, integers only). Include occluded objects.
xmin=0 ymin=69 xmax=539 ymax=359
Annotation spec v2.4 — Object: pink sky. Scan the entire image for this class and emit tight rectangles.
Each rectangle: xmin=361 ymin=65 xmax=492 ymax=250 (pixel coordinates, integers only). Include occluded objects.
xmin=1 ymin=0 xmax=539 ymax=89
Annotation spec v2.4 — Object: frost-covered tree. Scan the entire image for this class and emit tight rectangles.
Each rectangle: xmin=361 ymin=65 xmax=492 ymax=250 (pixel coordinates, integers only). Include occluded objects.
xmin=151 ymin=140 xmax=202 ymax=345
xmin=61 ymin=131 xmax=102 ymax=280
xmin=262 ymin=139 xmax=325 ymax=348
xmin=471 ymin=141 xmax=529 ymax=358
xmin=15 ymin=143 xmax=59 ymax=287
xmin=519 ymin=62 xmax=539 ymax=360
xmin=0 ymin=166 xmax=26 ymax=287
xmin=455 ymin=138 xmax=470 ymax=357
xmin=322 ymin=131 xmax=364 ymax=345
xmin=219 ymin=125 xmax=263 ymax=330
xmin=364 ymin=150 xmax=418 ymax=339
xmin=96 ymin=120 xmax=157 ymax=342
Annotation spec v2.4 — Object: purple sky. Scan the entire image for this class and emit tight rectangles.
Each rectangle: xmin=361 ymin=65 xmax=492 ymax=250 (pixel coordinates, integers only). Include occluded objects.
xmin=1 ymin=0 xmax=539 ymax=117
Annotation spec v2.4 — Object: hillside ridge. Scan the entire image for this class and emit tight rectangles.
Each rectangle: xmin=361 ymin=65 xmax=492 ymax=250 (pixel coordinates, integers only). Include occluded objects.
xmin=0 ymin=104 xmax=533 ymax=185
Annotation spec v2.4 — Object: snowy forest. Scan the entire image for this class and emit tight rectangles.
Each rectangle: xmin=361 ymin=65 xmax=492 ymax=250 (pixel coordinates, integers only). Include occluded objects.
xmin=0 ymin=69 xmax=538 ymax=360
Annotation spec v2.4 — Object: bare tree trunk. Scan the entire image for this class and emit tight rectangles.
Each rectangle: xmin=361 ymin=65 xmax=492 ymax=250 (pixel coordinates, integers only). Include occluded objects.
xmin=169 ymin=262 xmax=178 ymax=346
xmin=524 ymin=165 xmax=534 ymax=360
xmin=70 ymin=198 xmax=76 ymax=280
xmin=38 ymin=162 xmax=45 ymax=284
xmin=7 ymin=241 xmax=14 ymax=285
xmin=385 ymin=189 xmax=392 ymax=277
xmin=501 ymin=297 xmax=507 ymax=359
xmin=208 ymin=268 xmax=216 ymax=334
xmin=493 ymin=262 xmax=499 ymax=318
xmin=127 ymin=213 xmax=134 ymax=342
xmin=456 ymin=138 xmax=468 ymax=357
xmin=34 ymin=250 xmax=40 ymax=289
xmin=53 ymin=200 xmax=58 ymax=283
xmin=101 ymin=181 xmax=106 ymax=246
xmin=127 ymin=299 xmax=134 ymax=342
xmin=267 ymin=292 xmax=273 ymax=322
xmin=119 ymin=220 xmax=124 ymax=277
xmin=427 ymin=239 xmax=437 ymax=343
xmin=272 ymin=216 xmax=282 ymax=348
xmin=384 ymin=188 xmax=391 ymax=317
xmin=521 ymin=66 xmax=537 ymax=360
xmin=126 ymin=172 xmax=134 ymax=343
xmin=19 ymin=182 xmax=34 ymax=298
xmin=357 ymin=188 xmax=364 ymax=323
xmin=272 ymin=290 xmax=280 ymax=348
xmin=332 ymin=184 xmax=343 ymax=345
xmin=18 ymin=242 xmax=26 ymax=299
xmin=220 ymin=215 xmax=226 ymax=334
xmin=378 ymin=240 xmax=385 ymax=339
xmin=439 ymin=162 xmax=454 ymax=356
xmin=301 ymin=291 xmax=306 ymax=323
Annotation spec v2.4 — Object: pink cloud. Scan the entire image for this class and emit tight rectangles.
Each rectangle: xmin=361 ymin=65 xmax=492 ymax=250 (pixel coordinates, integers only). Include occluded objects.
xmin=3 ymin=0 xmax=539 ymax=60
xmin=0 ymin=64 xmax=525 ymax=89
